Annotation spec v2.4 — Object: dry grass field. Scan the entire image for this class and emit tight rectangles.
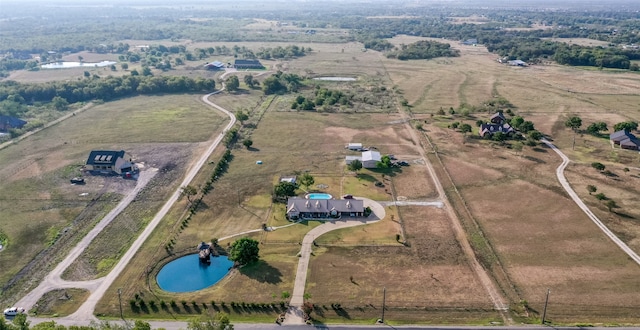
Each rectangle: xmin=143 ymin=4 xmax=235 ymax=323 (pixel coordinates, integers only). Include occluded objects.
xmin=0 ymin=94 xmax=227 ymax=305
xmin=5 ymin=32 xmax=640 ymax=325
xmin=397 ymin=39 xmax=640 ymax=323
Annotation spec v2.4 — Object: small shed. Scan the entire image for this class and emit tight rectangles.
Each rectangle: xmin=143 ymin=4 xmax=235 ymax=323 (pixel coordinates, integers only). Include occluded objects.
xmin=346 ymin=143 xmax=363 ymax=150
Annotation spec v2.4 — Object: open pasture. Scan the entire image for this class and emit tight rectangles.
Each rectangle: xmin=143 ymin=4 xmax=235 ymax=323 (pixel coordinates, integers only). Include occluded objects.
xmin=307 ymin=206 xmax=496 ymax=323
xmin=428 ymin=120 xmax=640 ymax=322
xmin=0 ymin=94 xmax=225 ymax=305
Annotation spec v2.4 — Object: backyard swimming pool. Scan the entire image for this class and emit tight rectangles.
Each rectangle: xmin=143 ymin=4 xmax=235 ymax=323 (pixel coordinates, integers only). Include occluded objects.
xmin=306 ymin=193 xmax=333 ymax=199
xmin=156 ymin=254 xmax=233 ymax=293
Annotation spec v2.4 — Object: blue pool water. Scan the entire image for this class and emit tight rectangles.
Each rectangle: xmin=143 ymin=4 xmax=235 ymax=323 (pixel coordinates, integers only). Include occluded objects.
xmin=307 ymin=193 xmax=332 ymax=199
xmin=156 ymin=254 xmax=233 ymax=292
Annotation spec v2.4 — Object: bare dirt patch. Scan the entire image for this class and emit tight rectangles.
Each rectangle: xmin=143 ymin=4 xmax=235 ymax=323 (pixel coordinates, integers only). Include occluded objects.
xmin=32 ymin=288 xmax=90 ymax=316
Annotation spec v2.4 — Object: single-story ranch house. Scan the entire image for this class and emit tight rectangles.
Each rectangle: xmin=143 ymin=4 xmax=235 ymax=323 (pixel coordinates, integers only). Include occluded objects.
xmin=610 ymin=130 xmax=639 ymax=150
xmin=286 ymin=197 xmax=364 ymax=220
xmin=85 ymin=150 xmax=136 ymax=175
xmin=345 ymin=150 xmax=381 ymax=168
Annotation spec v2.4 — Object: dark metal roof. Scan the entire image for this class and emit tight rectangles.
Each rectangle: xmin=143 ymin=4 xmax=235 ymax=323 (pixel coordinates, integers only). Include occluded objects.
xmin=86 ymin=150 xmax=126 ymax=166
xmin=0 ymin=115 xmax=27 ymax=130
xmin=610 ymin=130 xmax=635 ymax=142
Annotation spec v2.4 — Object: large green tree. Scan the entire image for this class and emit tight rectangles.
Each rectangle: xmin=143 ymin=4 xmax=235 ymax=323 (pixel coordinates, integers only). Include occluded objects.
xmin=299 ymin=172 xmax=315 ymax=190
xmin=274 ymin=181 xmax=297 ymax=198
xmin=228 ymin=237 xmax=259 ymax=265
xmin=564 ymin=116 xmax=582 ymax=131
xmin=347 ymin=159 xmax=363 ymax=173
xmin=613 ymin=121 xmax=638 ymax=132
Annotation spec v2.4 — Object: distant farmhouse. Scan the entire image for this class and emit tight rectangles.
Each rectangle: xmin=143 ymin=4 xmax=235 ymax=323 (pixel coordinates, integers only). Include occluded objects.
xmin=204 ymin=61 xmax=225 ymax=70
xmin=234 ymin=59 xmax=264 ymax=69
xmin=0 ymin=115 xmax=27 ymax=132
xmin=610 ymin=130 xmax=640 ymax=151
xmin=508 ymin=60 xmax=527 ymax=66
xmin=479 ymin=111 xmax=515 ymax=137
xmin=461 ymin=38 xmax=478 ymax=46
xmin=345 ymin=150 xmax=381 ymax=168
xmin=85 ymin=150 xmax=137 ymax=176
xmin=286 ymin=197 xmax=364 ymax=220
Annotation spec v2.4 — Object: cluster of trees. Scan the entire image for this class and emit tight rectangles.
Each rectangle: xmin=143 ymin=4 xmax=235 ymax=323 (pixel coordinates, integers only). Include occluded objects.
xmin=255 ymin=45 xmax=309 ymax=59
xmin=291 ymin=88 xmax=350 ymax=111
xmin=0 ymin=75 xmax=216 ymax=110
xmin=565 ymin=115 xmax=638 ymax=134
xmin=261 ymin=71 xmax=303 ymax=95
xmin=361 ymin=38 xmax=395 ymax=52
xmin=386 ymin=40 xmax=460 ymax=60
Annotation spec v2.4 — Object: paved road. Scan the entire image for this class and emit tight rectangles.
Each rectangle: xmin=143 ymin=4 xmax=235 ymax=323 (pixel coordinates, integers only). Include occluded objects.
xmin=378 ymin=200 xmax=443 ymax=208
xmin=15 ymin=169 xmax=158 ymax=311
xmin=542 ymin=138 xmax=640 ymax=265
xmin=283 ymin=197 xmax=386 ymax=325
xmin=27 ymin=317 xmax=640 ymax=330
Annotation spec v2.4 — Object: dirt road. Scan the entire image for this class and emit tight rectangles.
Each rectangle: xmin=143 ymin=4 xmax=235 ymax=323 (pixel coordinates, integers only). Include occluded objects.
xmin=394 ymin=104 xmax=510 ymax=319
xmin=542 ymin=138 xmax=640 ymax=265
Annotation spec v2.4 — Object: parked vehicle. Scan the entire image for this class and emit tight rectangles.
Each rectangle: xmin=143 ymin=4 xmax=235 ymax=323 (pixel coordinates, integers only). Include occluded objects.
xmin=70 ymin=177 xmax=85 ymax=184
xmin=3 ymin=307 xmax=25 ymax=316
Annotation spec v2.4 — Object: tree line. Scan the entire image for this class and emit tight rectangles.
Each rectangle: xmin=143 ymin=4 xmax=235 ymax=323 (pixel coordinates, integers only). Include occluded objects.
xmin=0 ymin=75 xmax=216 ymax=110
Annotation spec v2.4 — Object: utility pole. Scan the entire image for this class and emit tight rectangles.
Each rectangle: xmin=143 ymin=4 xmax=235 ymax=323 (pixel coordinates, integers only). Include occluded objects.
xmin=541 ymin=288 xmax=550 ymax=325
xmin=381 ymin=287 xmax=386 ymax=324
xmin=118 ymin=288 xmax=123 ymax=320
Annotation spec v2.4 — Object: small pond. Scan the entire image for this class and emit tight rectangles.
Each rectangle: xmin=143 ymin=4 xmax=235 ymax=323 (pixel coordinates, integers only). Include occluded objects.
xmin=156 ymin=254 xmax=233 ymax=293
xmin=312 ymin=77 xmax=356 ymax=81
xmin=41 ymin=61 xmax=117 ymax=69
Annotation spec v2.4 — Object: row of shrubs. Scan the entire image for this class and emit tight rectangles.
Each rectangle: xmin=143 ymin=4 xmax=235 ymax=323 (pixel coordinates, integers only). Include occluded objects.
xmin=165 ymin=148 xmax=233 ymax=253
xmin=129 ymin=298 xmax=289 ymax=314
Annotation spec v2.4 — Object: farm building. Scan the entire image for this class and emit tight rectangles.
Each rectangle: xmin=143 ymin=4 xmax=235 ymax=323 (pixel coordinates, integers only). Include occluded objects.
xmin=85 ymin=150 xmax=136 ymax=175
xmin=461 ymin=38 xmax=478 ymax=45
xmin=234 ymin=59 xmax=264 ymax=69
xmin=286 ymin=197 xmax=364 ymax=220
xmin=345 ymin=150 xmax=381 ymax=168
xmin=346 ymin=143 xmax=362 ymax=150
xmin=280 ymin=175 xmax=297 ymax=184
xmin=204 ymin=61 xmax=225 ymax=70
xmin=362 ymin=150 xmax=381 ymax=168
xmin=0 ymin=115 xmax=27 ymax=132
xmin=610 ymin=130 xmax=639 ymax=150
xmin=508 ymin=60 xmax=527 ymax=66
